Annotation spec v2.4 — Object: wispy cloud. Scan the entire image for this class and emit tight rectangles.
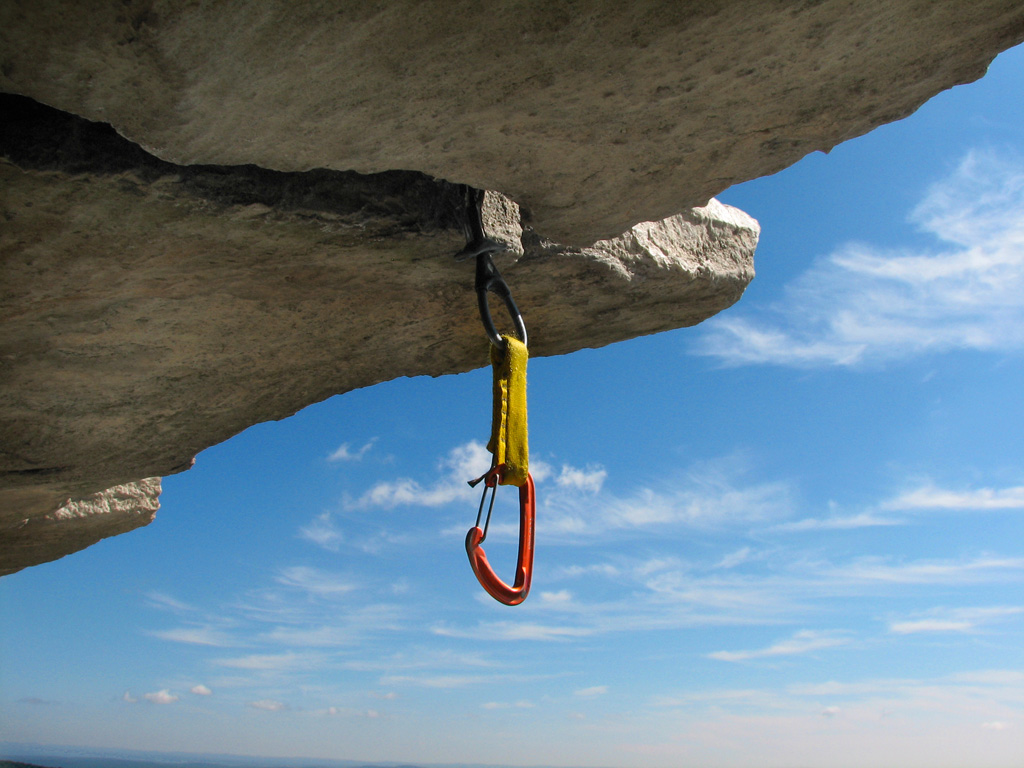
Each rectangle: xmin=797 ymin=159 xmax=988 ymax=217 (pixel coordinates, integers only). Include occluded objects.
xmin=773 ymin=510 xmax=903 ymax=532
xmin=695 ymin=149 xmax=1024 ymax=367
xmin=17 ymin=697 xmax=58 ymax=706
xmin=715 ymin=547 xmax=753 ymax=569
xmin=147 ymin=626 xmax=237 ymax=647
xmin=883 ymin=484 xmax=1024 ymax=511
xmin=708 ymin=629 xmax=851 ymax=662
xmin=260 ymin=604 xmax=405 ymax=647
xmin=144 ymin=592 xmax=194 ymax=613
xmin=539 ymin=456 xmax=792 ymax=540
xmin=433 ymin=621 xmax=595 ymax=642
xmin=275 ymin=566 xmax=355 ymax=598
xmin=327 ymin=438 xmax=376 ymax=462
xmin=458 ymin=549 xmax=1024 ymax=645
xmin=213 ymin=651 xmax=324 ymax=671
xmin=298 ymin=512 xmax=344 ymax=551
xmin=248 ymin=699 xmax=287 ymax=711
xmin=341 ymin=648 xmax=496 ymax=673
xmin=823 ymin=555 xmax=1024 ymax=585
xmin=482 ymin=700 xmax=534 ymax=709
xmin=380 ymin=674 xmax=500 ymax=689
xmin=575 ymin=685 xmax=608 ymax=697
xmin=888 ymin=606 xmax=1024 ymax=634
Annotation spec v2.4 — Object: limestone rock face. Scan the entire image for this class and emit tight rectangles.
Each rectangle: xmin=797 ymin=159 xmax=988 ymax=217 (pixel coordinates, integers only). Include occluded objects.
xmin=0 ymin=96 xmax=757 ymax=575
xmin=2 ymin=1 xmax=1023 ymax=574
xmin=2 ymin=480 xmax=161 ymax=577
xmin=2 ymin=1 xmax=1023 ymax=244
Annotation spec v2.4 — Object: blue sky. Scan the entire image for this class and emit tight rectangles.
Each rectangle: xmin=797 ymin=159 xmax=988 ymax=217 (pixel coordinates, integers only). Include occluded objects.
xmin=3 ymin=44 xmax=1024 ymax=768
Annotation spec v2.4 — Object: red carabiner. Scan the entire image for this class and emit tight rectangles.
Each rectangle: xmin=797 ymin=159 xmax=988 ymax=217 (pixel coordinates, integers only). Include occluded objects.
xmin=465 ymin=467 xmax=535 ymax=606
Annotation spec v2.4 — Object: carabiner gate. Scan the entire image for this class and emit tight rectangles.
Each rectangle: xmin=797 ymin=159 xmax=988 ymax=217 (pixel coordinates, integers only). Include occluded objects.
xmin=476 ymin=252 xmax=528 ymax=350
xmin=465 ymin=466 xmax=535 ymax=606
xmin=454 ymin=187 xmax=527 ymax=350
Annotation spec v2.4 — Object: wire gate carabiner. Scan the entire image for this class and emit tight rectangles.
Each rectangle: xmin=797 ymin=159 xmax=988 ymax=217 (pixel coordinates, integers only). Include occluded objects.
xmin=454 ymin=187 xmax=527 ymax=350
xmin=475 ymin=254 xmax=528 ymax=350
xmin=456 ymin=187 xmax=535 ymax=606
xmin=465 ymin=466 xmax=536 ymax=606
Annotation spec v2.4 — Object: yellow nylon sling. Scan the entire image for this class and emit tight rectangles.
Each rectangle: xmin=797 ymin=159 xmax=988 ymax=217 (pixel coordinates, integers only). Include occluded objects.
xmin=487 ymin=335 xmax=529 ymax=487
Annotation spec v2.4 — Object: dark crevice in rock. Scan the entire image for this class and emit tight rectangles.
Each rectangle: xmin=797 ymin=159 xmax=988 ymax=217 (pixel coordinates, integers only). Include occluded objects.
xmin=0 ymin=92 xmax=474 ymax=237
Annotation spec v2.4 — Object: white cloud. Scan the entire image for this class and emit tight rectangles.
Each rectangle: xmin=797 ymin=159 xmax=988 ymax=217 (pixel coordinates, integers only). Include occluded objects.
xmin=482 ymin=700 xmax=534 ymax=710
xmin=380 ymin=674 xmax=496 ymax=689
xmin=147 ymin=626 xmax=236 ymax=647
xmin=298 ymin=512 xmax=344 ymax=551
xmin=190 ymin=684 xmax=213 ymax=696
xmin=275 ymin=566 xmax=355 ymax=597
xmin=950 ymin=669 xmax=1024 ymax=686
xmin=539 ymin=589 xmax=573 ymax=605
xmin=249 ymin=699 xmax=287 ymax=711
xmin=325 ymin=704 xmax=388 ymax=718
xmin=883 ymin=484 xmax=1024 ymax=511
xmin=351 ymin=441 xmax=489 ymax=509
xmin=213 ymin=652 xmax=322 ymax=671
xmin=541 ymin=458 xmax=792 ymax=539
xmin=435 ymin=545 xmax=1024 ymax=646
xmin=261 ymin=604 xmax=405 ymax=647
xmin=556 ymin=464 xmax=607 ymax=493
xmin=433 ymin=621 xmax=594 ymax=642
xmin=715 ymin=547 xmax=752 ymax=569
xmin=651 ymin=669 xmax=1024 ymax=766
xmin=144 ymin=592 xmax=194 ymax=612
xmin=327 ymin=438 xmax=376 ymax=462
xmin=556 ymin=563 xmax=621 ymax=579
xmin=261 ymin=625 xmax=358 ymax=647
xmin=890 ymin=619 xmax=974 ymax=634
xmin=825 ymin=555 xmax=1024 ymax=585
xmin=528 ymin=458 xmax=554 ymax=483
xmin=695 ymin=149 xmax=1024 ymax=367
xmin=122 ymin=691 xmax=137 ymax=703
xmin=888 ymin=606 xmax=1024 ymax=634
xmin=575 ymin=685 xmax=608 ymax=697
xmin=708 ymin=630 xmax=850 ymax=662
xmin=143 ymin=689 xmax=179 ymax=704
xmin=342 ymin=648 xmax=494 ymax=674
xmin=774 ymin=511 xmax=903 ymax=532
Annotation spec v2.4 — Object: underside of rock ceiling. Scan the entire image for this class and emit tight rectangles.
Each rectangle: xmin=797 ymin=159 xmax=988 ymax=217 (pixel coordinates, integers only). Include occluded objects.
xmin=2 ymin=1 xmax=1023 ymax=575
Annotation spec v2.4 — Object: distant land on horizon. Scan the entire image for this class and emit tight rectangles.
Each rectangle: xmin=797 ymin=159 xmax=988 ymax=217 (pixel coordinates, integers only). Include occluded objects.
xmin=1 ymin=758 xmax=439 ymax=768
xmin=0 ymin=752 xmax=435 ymax=768
xmin=0 ymin=747 xmax=584 ymax=768
xmin=1 ymin=757 xmax=435 ymax=768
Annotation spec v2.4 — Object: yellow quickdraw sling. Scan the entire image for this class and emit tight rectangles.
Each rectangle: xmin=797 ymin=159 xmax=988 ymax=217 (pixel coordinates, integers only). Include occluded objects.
xmin=457 ymin=189 xmax=535 ymax=606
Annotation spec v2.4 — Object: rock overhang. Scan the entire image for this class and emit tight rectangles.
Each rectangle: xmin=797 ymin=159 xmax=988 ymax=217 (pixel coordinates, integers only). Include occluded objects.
xmin=2 ymin=0 xmax=1024 ymax=574
xmin=0 ymin=94 xmax=758 ymax=574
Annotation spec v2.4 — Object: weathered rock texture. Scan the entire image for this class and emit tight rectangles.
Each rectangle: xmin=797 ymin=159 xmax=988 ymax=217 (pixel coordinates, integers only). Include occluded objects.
xmin=2 ymin=1 xmax=1024 ymax=574
xmin=1 ymin=480 xmax=162 ymax=578
xmin=0 ymin=95 xmax=757 ymax=575
xmin=3 ymin=1 xmax=1023 ymax=244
